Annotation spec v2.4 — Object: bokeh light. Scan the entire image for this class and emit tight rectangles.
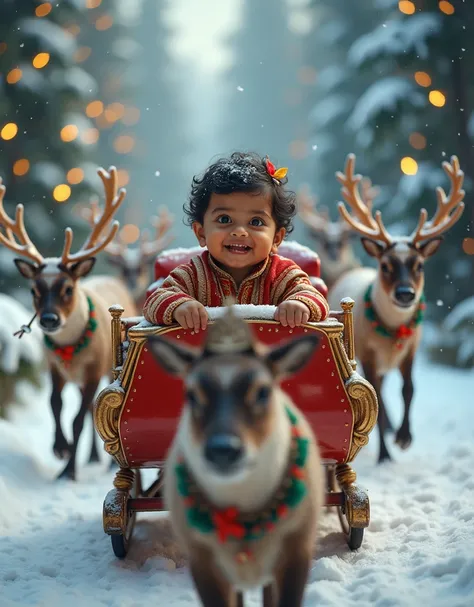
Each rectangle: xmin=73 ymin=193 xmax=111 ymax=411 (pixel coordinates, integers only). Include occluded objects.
xmin=32 ymin=52 xmax=50 ymax=69
xmin=60 ymin=124 xmax=79 ymax=142
xmin=6 ymin=68 xmax=22 ymax=84
xmin=399 ymin=1 xmax=416 ymax=15
xmin=1 ymin=123 xmax=18 ymax=140
xmin=66 ymin=168 xmax=84 ymax=185
xmin=401 ymin=157 xmax=418 ymax=175
xmin=414 ymin=72 xmax=431 ymax=87
xmin=13 ymin=159 xmax=30 ymax=176
xmin=120 ymin=224 xmax=140 ymax=245
xmin=429 ymin=90 xmax=446 ymax=107
xmin=53 ymin=184 xmax=71 ymax=202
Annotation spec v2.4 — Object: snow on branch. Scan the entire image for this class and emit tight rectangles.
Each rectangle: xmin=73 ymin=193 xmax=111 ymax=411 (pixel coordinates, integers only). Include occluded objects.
xmin=310 ymin=94 xmax=352 ymax=129
xmin=348 ymin=77 xmax=424 ymax=131
xmin=349 ymin=14 xmax=442 ymax=68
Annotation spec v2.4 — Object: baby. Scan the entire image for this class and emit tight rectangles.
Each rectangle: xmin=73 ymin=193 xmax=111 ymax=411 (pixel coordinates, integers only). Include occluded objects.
xmin=143 ymin=152 xmax=329 ymax=331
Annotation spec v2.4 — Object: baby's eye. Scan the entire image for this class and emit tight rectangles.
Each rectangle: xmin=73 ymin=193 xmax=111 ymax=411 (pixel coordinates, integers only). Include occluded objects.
xmin=217 ymin=215 xmax=232 ymax=224
xmin=250 ymin=217 xmax=264 ymax=227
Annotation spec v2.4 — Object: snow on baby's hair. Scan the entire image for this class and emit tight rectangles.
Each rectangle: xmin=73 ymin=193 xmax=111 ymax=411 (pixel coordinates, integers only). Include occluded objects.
xmin=211 ymin=158 xmax=259 ymax=184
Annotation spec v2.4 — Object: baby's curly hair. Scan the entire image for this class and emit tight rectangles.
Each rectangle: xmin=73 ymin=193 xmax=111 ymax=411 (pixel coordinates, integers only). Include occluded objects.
xmin=183 ymin=151 xmax=297 ymax=234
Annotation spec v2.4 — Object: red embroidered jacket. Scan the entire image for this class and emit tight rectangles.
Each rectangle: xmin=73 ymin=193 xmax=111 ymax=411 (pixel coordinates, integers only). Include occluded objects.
xmin=143 ymin=250 xmax=329 ymax=326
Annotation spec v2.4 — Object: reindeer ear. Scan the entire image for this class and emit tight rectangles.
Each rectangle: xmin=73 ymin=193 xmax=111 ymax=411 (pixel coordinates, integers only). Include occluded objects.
xmin=147 ymin=335 xmax=198 ymax=377
xmin=265 ymin=334 xmax=320 ymax=379
xmin=418 ymin=237 xmax=443 ymax=259
xmin=68 ymin=258 xmax=96 ymax=279
xmin=360 ymin=237 xmax=384 ymax=258
xmin=14 ymin=258 xmax=41 ymax=279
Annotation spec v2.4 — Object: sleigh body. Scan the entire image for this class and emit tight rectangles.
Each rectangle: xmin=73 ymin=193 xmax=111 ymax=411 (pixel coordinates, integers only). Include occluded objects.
xmin=94 ymin=241 xmax=378 ymax=557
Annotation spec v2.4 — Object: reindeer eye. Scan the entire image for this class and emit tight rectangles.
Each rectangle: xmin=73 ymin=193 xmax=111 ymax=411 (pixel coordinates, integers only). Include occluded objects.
xmin=255 ymin=386 xmax=270 ymax=405
xmin=416 ymin=262 xmax=424 ymax=272
xmin=380 ymin=262 xmax=390 ymax=274
xmin=65 ymin=286 xmax=74 ymax=297
xmin=30 ymin=288 xmax=38 ymax=298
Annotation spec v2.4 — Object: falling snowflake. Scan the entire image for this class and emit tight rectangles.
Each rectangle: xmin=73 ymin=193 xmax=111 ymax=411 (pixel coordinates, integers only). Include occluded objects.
xmin=237 ymin=86 xmax=244 ymax=92
xmin=312 ymin=145 xmax=318 ymax=150
xmin=437 ymin=300 xmax=444 ymax=307
xmin=154 ymin=171 xmax=160 ymax=177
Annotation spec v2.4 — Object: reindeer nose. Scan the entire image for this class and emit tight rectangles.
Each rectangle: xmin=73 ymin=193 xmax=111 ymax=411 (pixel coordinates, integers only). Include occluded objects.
xmin=40 ymin=312 xmax=60 ymax=330
xmin=204 ymin=434 xmax=243 ymax=471
xmin=394 ymin=285 xmax=416 ymax=305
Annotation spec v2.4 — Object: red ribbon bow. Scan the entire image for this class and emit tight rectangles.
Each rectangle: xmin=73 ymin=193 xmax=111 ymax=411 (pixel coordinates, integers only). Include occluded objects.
xmin=395 ymin=325 xmax=413 ymax=340
xmin=212 ymin=507 xmax=246 ymax=543
xmin=55 ymin=345 xmax=75 ymax=362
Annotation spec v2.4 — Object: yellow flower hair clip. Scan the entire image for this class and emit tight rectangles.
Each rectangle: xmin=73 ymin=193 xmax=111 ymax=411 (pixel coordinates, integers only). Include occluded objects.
xmin=265 ymin=156 xmax=288 ymax=185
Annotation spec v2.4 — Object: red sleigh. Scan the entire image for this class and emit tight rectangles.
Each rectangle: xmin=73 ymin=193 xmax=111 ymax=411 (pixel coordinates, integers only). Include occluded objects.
xmin=94 ymin=241 xmax=378 ymax=558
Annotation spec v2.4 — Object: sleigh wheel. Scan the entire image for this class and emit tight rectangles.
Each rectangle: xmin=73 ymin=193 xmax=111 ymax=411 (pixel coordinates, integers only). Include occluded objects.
xmin=110 ymin=470 xmax=142 ymax=558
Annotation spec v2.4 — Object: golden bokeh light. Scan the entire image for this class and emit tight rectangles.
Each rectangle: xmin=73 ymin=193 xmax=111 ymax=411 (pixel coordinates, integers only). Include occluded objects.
xmin=35 ymin=3 xmax=52 ymax=17
xmin=86 ymin=0 xmax=102 ymax=8
xmin=60 ymin=124 xmax=79 ymax=142
xmin=32 ymin=52 xmax=50 ymax=69
xmin=439 ymin=1 xmax=454 ymax=15
xmin=429 ymin=90 xmax=446 ymax=107
xmin=13 ymin=159 xmax=30 ymax=177
xmin=289 ymin=140 xmax=308 ymax=160
xmin=414 ymin=71 xmax=431 ymax=87
xmin=120 ymin=224 xmax=140 ymax=245
xmin=6 ymin=68 xmax=22 ymax=84
xmin=53 ymin=184 xmax=71 ymax=202
xmin=86 ymin=100 xmax=104 ymax=118
xmin=74 ymin=46 xmax=91 ymax=63
xmin=95 ymin=114 xmax=113 ymax=129
xmin=81 ymin=128 xmax=99 ymax=144
xmin=409 ymin=132 xmax=427 ymax=150
xmin=297 ymin=66 xmax=317 ymax=86
xmin=462 ymin=238 xmax=474 ymax=255
xmin=400 ymin=157 xmax=418 ymax=175
xmin=64 ymin=24 xmax=81 ymax=37
xmin=113 ymin=135 xmax=135 ymax=154
xmin=117 ymin=169 xmax=130 ymax=188
xmin=66 ymin=168 xmax=84 ymax=185
xmin=122 ymin=106 xmax=140 ymax=126
xmin=0 ymin=42 xmax=7 ymax=55
xmin=399 ymin=1 xmax=416 ymax=14
xmin=1 ymin=123 xmax=18 ymax=140
xmin=95 ymin=15 xmax=113 ymax=31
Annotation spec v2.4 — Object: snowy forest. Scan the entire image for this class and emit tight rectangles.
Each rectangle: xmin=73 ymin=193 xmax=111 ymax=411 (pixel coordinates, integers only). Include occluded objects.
xmin=0 ymin=0 xmax=473 ymax=367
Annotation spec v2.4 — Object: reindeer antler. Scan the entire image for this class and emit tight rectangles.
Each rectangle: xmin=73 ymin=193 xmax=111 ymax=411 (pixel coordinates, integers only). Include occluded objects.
xmin=140 ymin=206 xmax=174 ymax=258
xmin=0 ymin=178 xmax=45 ymax=265
xmin=297 ymin=186 xmax=330 ymax=233
xmin=61 ymin=166 xmax=125 ymax=266
xmin=410 ymin=155 xmax=465 ymax=245
xmin=336 ymin=153 xmax=392 ymax=246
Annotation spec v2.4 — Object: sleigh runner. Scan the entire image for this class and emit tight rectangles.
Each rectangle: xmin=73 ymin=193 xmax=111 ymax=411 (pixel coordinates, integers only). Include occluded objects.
xmin=94 ymin=242 xmax=378 ymax=557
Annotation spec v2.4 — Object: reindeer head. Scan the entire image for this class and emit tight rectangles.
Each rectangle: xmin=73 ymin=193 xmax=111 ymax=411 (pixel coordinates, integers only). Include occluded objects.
xmin=148 ymin=308 xmax=320 ymax=478
xmin=337 ymin=154 xmax=465 ymax=308
xmin=78 ymin=202 xmax=174 ymax=298
xmin=0 ymin=167 xmax=126 ymax=334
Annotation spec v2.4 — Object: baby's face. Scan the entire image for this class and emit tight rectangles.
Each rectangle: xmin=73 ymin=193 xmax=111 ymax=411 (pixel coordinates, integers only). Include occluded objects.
xmin=192 ymin=191 xmax=285 ymax=283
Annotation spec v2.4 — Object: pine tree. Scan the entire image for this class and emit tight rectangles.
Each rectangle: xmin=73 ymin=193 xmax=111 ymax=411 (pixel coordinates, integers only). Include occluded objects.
xmin=0 ymin=0 xmax=95 ymax=293
xmin=346 ymin=0 xmax=474 ymax=315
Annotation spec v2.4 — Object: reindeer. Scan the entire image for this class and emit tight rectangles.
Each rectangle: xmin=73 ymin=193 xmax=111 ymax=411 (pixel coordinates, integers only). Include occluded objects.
xmin=148 ymin=307 xmax=324 ymax=607
xmin=329 ymin=153 xmax=465 ymax=463
xmin=298 ymin=180 xmax=379 ymax=289
xmin=0 ymin=167 xmax=137 ymax=480
xmin=78 ymin=201 xmax=174 ymax=309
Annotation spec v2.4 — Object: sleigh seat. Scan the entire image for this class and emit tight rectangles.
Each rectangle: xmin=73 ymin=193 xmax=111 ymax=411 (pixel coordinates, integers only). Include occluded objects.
xmin=94 ymin=242 xmax=378 ymax=559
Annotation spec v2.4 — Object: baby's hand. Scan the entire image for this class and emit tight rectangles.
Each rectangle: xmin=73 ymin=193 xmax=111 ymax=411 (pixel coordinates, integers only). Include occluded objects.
xmin=274 ymin=300 xmax=310 ymax=328
xmin=173 ymin=301 xmax=208 ymax=332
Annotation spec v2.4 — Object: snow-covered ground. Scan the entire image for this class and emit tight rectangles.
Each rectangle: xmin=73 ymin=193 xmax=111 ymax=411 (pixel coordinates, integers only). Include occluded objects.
xmin=1 ymin=350 xmax=473 ymax=606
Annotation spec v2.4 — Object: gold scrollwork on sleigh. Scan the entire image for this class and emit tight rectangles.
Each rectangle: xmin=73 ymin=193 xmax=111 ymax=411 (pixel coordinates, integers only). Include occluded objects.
xmin=94 ymin=385 xmax=127 ymax=467
xmin=345 ymin=375 xmax=378 ymax=462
